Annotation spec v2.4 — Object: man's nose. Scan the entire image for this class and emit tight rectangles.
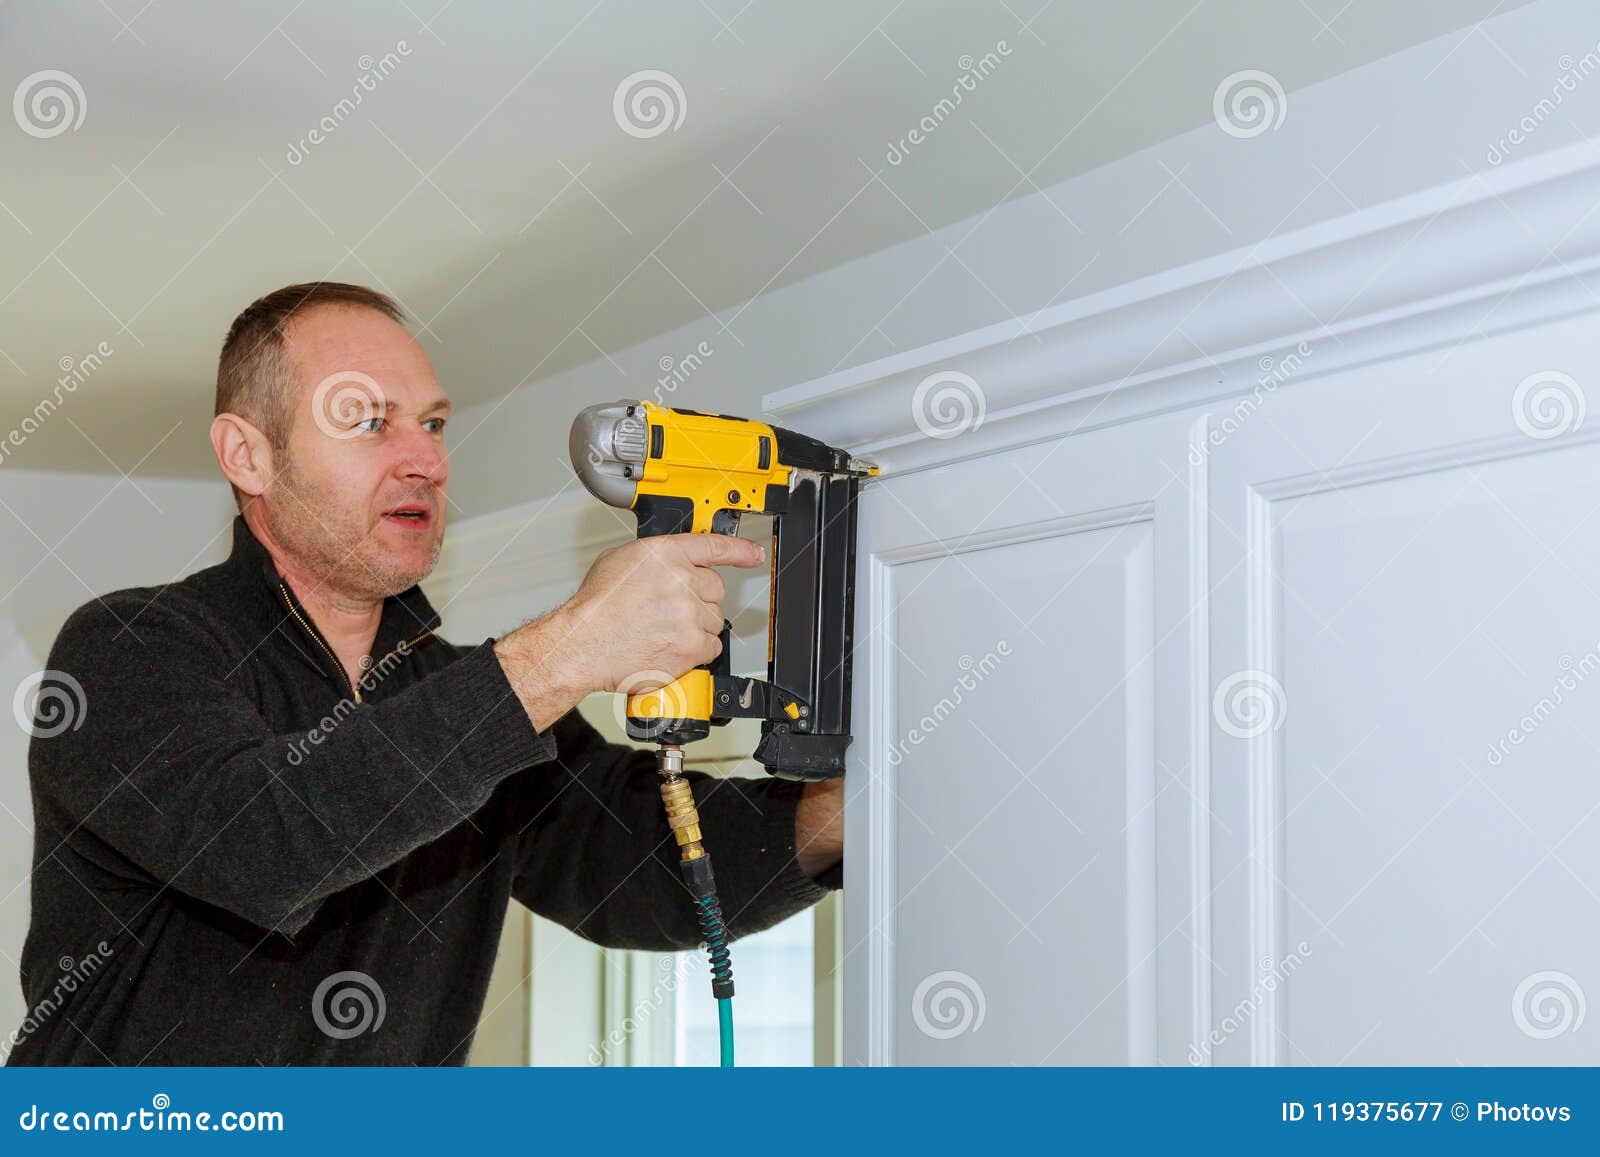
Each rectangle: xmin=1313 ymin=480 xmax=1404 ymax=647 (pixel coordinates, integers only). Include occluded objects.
xmin=395 ymin=428 xmax=448 ymax=485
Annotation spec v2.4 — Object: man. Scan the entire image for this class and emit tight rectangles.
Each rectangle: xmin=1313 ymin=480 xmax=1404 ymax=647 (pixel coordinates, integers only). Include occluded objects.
xmin=6 ymin=282 xmax=843 ymax=1065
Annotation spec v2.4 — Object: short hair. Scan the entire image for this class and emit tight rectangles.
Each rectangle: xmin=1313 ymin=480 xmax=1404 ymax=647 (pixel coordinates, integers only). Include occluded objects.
xmin=215 ymin=282 xmax=405 ymax=506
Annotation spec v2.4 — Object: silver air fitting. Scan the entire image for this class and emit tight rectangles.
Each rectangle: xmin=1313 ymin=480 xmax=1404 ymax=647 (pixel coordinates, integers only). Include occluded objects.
xmin=656 ymin=744 xmax=684 ymax=779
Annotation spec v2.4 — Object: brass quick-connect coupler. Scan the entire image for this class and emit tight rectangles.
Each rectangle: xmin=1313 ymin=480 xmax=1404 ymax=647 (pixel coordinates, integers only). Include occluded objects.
xmin=656 ymin=745 xmax=705 ymax=861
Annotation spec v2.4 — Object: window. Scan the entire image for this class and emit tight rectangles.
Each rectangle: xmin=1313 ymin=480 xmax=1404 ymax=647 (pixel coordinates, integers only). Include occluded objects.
xmin=556 ymin=703 xmax=841 ymax=1067
xmin=672 ymin=906 xmax=814 ymax=1065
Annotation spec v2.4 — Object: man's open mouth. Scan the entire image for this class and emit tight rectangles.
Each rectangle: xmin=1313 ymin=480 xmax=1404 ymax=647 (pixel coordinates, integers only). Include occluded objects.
xmin=382 ymin=504 xmax=433 ymax=529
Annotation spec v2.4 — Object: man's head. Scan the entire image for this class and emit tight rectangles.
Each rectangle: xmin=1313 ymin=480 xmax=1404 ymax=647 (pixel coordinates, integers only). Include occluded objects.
xmin=211 ymin=282 xmax=451 ymax=600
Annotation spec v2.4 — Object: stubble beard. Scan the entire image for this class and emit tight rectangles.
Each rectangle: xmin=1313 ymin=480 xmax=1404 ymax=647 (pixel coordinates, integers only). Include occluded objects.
xmin=269 ymin=454 xmax=441 ymax=600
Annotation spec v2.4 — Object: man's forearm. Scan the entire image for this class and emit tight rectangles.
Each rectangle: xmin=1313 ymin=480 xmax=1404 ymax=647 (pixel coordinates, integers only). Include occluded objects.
xmin=500 ymin=600 xmax=844 ymax=878
xmin=492 ymin=605 xmax=591 ymax=732
xmin=796 ymin=778 xmax=843 ymax=877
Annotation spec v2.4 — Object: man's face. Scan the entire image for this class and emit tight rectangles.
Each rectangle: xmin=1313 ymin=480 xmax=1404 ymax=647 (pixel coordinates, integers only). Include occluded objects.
xmin=263 ymin=304 xmax=451 ymax=598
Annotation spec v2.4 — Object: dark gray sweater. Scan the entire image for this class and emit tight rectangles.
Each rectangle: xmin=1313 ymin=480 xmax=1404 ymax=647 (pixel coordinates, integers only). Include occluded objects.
xmin=5 ymin=515 xmax=837 ymax=1065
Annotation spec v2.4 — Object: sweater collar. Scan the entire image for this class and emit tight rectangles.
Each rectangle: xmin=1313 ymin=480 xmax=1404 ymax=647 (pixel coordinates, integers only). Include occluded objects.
xmin=225 ymin=514 xmax=443 ymax=666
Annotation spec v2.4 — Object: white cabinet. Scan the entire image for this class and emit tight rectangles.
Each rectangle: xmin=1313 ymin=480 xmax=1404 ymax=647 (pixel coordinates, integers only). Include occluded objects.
xmin=774 ymin=158 xmax=1600 ymax=1063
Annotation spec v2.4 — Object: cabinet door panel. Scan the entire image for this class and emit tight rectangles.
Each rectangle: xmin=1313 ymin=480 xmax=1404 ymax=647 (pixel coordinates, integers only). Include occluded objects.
xmin=1208 ymin=310 xmax=1600 ymax=1065
xmin=846 ymin=417 xmax=1203 ymax=1065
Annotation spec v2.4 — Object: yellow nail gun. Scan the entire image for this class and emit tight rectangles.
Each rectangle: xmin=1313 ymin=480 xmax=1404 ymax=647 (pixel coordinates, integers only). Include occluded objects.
xmin=570 ymin=399 xmax=878 ymax=780
xmin=569 ymin=400 xmax=876 ymax=1067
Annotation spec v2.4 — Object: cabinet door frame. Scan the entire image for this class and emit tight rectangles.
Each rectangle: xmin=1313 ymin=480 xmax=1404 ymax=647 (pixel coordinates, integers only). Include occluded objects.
xmin=842 ymin=412 xmax=1211 ymax=1065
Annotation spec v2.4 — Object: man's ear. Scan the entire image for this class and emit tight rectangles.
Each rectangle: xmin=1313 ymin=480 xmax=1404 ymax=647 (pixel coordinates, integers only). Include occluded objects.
xmin=211 ymin=412 xmax=275 ymax=501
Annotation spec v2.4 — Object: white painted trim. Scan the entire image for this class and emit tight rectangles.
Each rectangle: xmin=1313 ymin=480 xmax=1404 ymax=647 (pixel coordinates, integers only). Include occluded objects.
xmin=430 ymin=489 xmax=630 ymax=597
xmin=1184 ymin=413 xmax=1213 ymax=1066
xmin=763 ymin=138 xmax=1600 ymax=476
xmin=1245 ymin=483 xmax=1282 ymax=1067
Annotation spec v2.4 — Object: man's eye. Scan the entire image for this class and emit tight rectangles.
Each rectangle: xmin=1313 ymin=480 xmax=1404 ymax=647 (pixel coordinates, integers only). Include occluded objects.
xmin=355 ymin=416 xmax=384 ymax=433
xmin=424 ymin=418 xmax=446 ymax=433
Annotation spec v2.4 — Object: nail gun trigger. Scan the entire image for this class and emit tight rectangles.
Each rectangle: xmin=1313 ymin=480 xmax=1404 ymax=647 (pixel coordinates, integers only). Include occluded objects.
xmin=738 ymin=680 xmax=754 ymax=710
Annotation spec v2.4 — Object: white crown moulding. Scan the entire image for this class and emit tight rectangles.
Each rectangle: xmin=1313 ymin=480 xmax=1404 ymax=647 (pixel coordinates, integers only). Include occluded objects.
xmin=764 ymin=137 xmax=1600 ymax=477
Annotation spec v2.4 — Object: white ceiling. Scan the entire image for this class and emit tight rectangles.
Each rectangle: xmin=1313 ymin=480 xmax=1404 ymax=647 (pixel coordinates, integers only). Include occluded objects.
xmin=0 ymin=0 xmax=1528 ymax=483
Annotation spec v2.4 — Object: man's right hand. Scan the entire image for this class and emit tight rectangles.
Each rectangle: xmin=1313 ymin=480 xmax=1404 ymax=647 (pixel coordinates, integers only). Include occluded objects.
xmin=492 ymin=534 xmax=766 ymax=731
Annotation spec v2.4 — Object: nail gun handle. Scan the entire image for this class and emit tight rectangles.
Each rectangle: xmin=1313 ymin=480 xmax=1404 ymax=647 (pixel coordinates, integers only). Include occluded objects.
xmin=624 ymin=495 xmax=739 ymax=745
xmin=634 ymin=494 xmax=743 ymax=537
xmin=632 ymin=494 xmax=694 ymax=538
